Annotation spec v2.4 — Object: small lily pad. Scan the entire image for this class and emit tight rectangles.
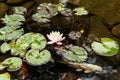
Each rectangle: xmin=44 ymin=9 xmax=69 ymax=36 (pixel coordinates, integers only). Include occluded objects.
xmin=91 ymin=38 xmax=119 ymax=56
xmin=0 ymin=28 xmax=24 ymax=41
xmin=25 ymin=49 xmax=51 ymax=66
xmin=1 ymin=14 xmax=25 ymax=26
xmin=73 ymin=7 xmax=89 ymax=16
xmin=0 ymin=72 xmax=10 ymax=80
xmin=62 ymin=45 xmax=88 ymax=62
xmin=0 ymin=42 xmax=10 ymax=53
xmin=2 ymin=57 xmax=22 ymax=71
xmin=0 ymin=63 xmax=7 ymax=70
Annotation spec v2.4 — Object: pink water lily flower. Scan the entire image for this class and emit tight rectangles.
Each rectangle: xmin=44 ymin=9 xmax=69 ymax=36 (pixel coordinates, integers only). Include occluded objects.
xmin=47 ymin=31 xmax=65 ymax=45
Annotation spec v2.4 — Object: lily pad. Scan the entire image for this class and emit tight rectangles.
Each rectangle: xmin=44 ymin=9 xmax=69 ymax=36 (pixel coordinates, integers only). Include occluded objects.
xmin=11 ymin=33 xmax=47 ymax=56
xmin=0 ymin=72 xmax=10 ymax=80
xmin=0 ymin=26 xmax=20 ymax=35
xmin=62 ymin=45 xmax=88 ymax=62
xmin=0 ymin=28 xmax=24 ymax=41
xmin=32 ymin=13 xmax=50 ymax=23
xmin=0 ymin=42 xmax=10 ymax=53
xmin=91 ymin=38 xmax=119 ymax=56
xmin=73 ymin=7 xmax=89 ymax=16
xmin=25 ymin=49 xmax=51 ymax=66
xmin=0 ymin=63 xmax=7 ymax=70
xmin=2 ymin=57 xmax=22 ymax=71
xmin=13 ymin=7 xmax=27 ymax=15
xmin=1 ymin=14 xmax=25 ymax=26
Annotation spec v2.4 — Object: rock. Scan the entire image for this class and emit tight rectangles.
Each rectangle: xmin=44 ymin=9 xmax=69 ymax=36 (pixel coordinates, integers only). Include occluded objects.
xmin=112 ymin=24 xmax=120 ymax=37
xmin=7 ymin=0 xmax=25 ymax=4
xmin=80 ymin=0 xmax=120 ymax=25
xmin=23 ymin=1 xmax=34 ymax=9
xmin=0 ymin=0 xmax=6 ymax=2
xmin=34 ymin=0 xmax=59 ymax=4
xmin=0 ymin=2 xmax=9 ymax=18
xmin=89 ymin=16 xmax=116 ymax=39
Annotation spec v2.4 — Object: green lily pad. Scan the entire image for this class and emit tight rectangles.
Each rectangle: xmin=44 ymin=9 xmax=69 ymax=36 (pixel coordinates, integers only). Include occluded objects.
xmin=25 ymin=49 xmax=51 ymax=66
xmin=0 ymin=26 xmax=20 ymax=35
xmin=11 ymin=33 xmax=47 ymax=56
xmin=1 ymin=14 xmax=25 ymax=26
xmin=32 ymin=13 xmax=50 ymax=23
xmin=2 ymin=57 xmax=22 ymax=71
xmin=0 ymin=63 xmax=7 ymax=70
xmin=0 ymin=42 xmax=10 ymax=53
xmin=91 ymin=38 xmax=119 ymax=56
xmin=0 ymin=28 xmax=24 ymax=41
xmin=0 ymin=72 xmax=10 ymax=80
xmin=13 ymin=7 xmax=27 ymax=15
xmin=73 ymin=7 xmax=89 ymax=16
xmin=62 ymin=45 xmax=88 ymax=62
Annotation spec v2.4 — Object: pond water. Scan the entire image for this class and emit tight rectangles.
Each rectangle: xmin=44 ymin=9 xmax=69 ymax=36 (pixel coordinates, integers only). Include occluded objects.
xmin=0 ymin=1 xmax=120 ymax=80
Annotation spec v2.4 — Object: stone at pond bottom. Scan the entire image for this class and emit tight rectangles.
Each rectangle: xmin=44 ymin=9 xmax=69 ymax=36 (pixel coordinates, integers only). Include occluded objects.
xmin=112 ymin=24 xmax=120 ymax=37
xmin=7 ymin=0 xmax=24 ymax=4
xmin=0 ymin=2 xmax=9 ymax=18
xmin=23 ymin=1 xmax=34 ymax=10
xmin=80 ymin=0 xmax=120 ymax=25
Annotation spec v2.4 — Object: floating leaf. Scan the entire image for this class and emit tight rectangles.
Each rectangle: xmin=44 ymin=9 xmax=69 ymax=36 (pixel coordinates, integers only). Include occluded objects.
xmin=0 ymin=72 xmax=10 ymax=80
xmin=25 ymin=49 xmax=51 ymax=66
xmin=32 ymin=13 xmax=50 ymax=23
xmin=13 ymin=7 xmax=27 ymax=15
xmin=0 ymin=63 xmax=7 ymax=70
xmin=0 ymin=42 xmax=10 ymax=53
xmin=0 ymin=26 xmax=20 ymax=35
xmin=56 ymin=3 xmax=65 ymax=12
xmin=2 ymin=57 xmax=22 ymax=71
xmin=62 ymin=45 xmax=88 ymax=62
xmin=11 ymin=33 xmax=47 ymax=56
xmin=0 ymin=28 xmax=24 ymax=41
xmin=73 ymin=7 xmax=88 ymax=16
xmin=91 ymin=38 xmax=119 ymax=56
xmin=37 ymin=3 xmax=58 ymax=16
xmin=1 ymin=14 xmax=25 ymax=26
xmin=33 ymin=3 xmax=58 ymax=23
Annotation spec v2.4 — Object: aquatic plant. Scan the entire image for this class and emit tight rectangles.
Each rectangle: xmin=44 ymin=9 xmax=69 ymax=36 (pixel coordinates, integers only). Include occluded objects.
xmin=32 ymin=3 xmax=88 ymax=23
xmin=47 ymin=31 xmax=65 ymax=45
xmin=0 ymin=26 xmax=24 ymax=41
xmin=56 ymin=3 xmax=72 ymax=16
xmin=1 ymin=14 xmax=25 ymax=26
xmin=62 ymin=45 xmax=88 ymax=62
xmin=32 ymin=13 xmax=50 ymax=23
xmin=0 ymin=33 xmax=51 ymax=66
xmin=73 ymin=7 xmax=89 ymax=16
xmin=0 ymin=57 xmax=22 ymax=71
xmin=91 ymin=38 xmax=119 ymax=56
xmin=13 ymin=7 xmax=27 ymax=15
xmin=32 ymin=3 xmax=58 ymax=23
xmin=0 ymin=72 xmax=10 ymax=80
xmin=26 ymin=49 xmax=51 ymax=66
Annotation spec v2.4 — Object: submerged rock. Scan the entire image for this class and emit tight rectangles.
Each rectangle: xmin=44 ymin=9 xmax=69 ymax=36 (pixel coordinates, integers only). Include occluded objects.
xmin=80 ymin=0 xmax=120 ymax=25
xmin=112 ymin=24 xmax=120 ymax=37
xmin=7 ymin=0 xmax=25 ymax=4
xmin=0 ymin=2 xmax=9 ymax=18
xmin=89 ymin=16 xmax=116 ymax=39
xmin=23 ymin=1 xmax=34 ymax=10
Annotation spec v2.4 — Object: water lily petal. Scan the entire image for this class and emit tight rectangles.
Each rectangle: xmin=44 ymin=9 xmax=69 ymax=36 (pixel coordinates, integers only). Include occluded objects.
xmin=56 ymin=42 xmax=62 ymax=45
xmin=47 ymin=41 xmax=55 ymax=44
